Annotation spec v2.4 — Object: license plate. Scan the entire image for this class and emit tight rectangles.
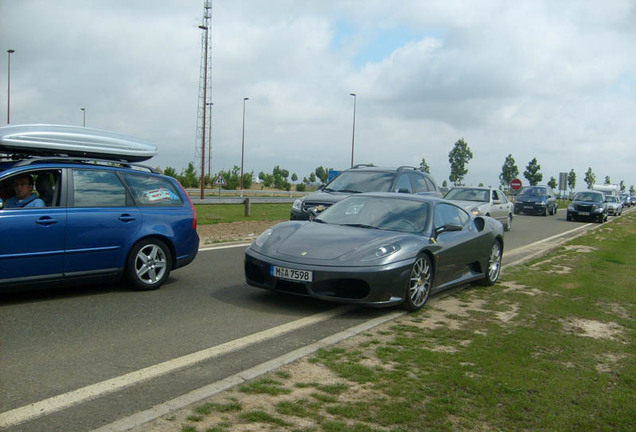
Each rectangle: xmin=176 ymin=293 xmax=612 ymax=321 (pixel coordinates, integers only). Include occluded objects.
xmin=271 ymin=266 xmax=313 ymax=282
xmin=524 ymin=206 xmax=534 ymax=210
xmin=579 ymin=212 xmax=590 ymax=216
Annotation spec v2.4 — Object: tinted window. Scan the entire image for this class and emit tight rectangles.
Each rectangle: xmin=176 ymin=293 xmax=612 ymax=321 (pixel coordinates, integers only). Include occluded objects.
xmin=434 ymin=203 xmax=469 ymax=228
xmin=73 ymin=170 xmax=127 ymax=207
xmin=325 ymin=171 xmax=394 ymax=193
xmin=121 ymin=173 xmax=182 ymax=206
xmin=411 ymin=173 xmax=434 ymax=193
xmin=394 ymin=174 xmax=412 ymax=193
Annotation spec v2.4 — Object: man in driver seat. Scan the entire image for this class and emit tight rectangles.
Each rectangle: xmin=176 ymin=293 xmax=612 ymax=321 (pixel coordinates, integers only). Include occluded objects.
xmin=4 ymin=174 xmax=45 ymax=208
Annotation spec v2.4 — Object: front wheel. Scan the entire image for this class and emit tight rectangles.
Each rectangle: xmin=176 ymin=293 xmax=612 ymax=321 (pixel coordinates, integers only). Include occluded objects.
xmin=480 ymin=241 xmax=502 ymax=286
xmin=503 ymin=214 xmax=512 ymax=232
xmin=402 ymin=254 xmax=432 ymax=312
xmin=126 ymin=238 xmax=172 ymax=290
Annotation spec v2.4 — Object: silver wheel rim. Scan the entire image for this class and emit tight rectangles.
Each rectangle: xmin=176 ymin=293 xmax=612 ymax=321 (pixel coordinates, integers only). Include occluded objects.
xmin=135 ymin=244 xmax=168 ymax=285
xmin=409 ymin=257 xmax=431 ymax=307
xmin=505 ymin=215 xmax=511 ymax=230
xmin=488 ymin=243 xmax=502 ymax=282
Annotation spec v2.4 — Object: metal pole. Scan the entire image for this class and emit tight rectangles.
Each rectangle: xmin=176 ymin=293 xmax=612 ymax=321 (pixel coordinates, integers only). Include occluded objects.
xmin=7 ymin=49 xmax=15 ymax=124
xmin=207 ymin=102 xmax=213 ymax=177
xmin=198 ymin=25 xmax=209 ymax=200
xmin=350 ymin=92 xmax=356 ymax=167
xmin=240 ymin=97 xmax=249 ymax=197
xmin=80 ymin=108 xmax=86 ymax=127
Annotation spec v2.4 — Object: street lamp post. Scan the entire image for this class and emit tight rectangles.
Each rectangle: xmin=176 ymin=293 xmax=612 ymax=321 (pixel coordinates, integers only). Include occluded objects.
xmin=80 ymin=108 xmax=86 ymax=127
xmin=350 ymin=92 xmax=356 ymax=168
xmin=239 ymin=97 xmax=249 ymax=197
xmin=198 ymin=24 xmax=210 ymax=200
xmin=7 ymin=49 xmax=15 ymax=124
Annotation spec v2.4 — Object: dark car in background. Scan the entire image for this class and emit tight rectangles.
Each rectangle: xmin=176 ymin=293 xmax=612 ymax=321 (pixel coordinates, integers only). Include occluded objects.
xmin=566 ymin=191 xmax=608 ymax=223
xmin=290 ymin=165 xmax=442 ymax=220
xmin=513 ymin=185 xmax=558 ymax=216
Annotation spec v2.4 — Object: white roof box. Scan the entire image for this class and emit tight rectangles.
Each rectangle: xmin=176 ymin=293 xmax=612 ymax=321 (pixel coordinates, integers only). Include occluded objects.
xmin=0 ymin=124 xmax=158 ymax=162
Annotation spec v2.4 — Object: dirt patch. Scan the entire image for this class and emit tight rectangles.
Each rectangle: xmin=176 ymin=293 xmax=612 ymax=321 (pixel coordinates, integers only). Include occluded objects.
xmin=197 ymin=220 xmax=285 ymax=245
xmin=561 ymin=318 xmax=624 ymax=341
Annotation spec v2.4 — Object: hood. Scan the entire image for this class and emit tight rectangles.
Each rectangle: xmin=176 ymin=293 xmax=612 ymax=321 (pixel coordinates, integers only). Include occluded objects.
xmin=253 ymin=221 xmax=422 ymax=264
xmin=449 ymin=200 xmax=485 ymax=211
xmin=517 ymin=195 xmax=547 ymax=203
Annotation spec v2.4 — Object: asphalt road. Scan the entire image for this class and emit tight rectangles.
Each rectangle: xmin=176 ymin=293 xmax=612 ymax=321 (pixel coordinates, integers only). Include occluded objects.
xmin=0 ymin=209 xmax=623 ymax=432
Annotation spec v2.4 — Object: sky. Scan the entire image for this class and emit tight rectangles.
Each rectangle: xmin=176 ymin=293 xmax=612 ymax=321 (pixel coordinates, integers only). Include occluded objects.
xmin=1 ymin=0 xmax=635 ymax=190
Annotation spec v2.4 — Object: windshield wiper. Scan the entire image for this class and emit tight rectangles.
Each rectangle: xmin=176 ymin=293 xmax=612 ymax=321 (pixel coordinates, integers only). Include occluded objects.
xmin=340 ymin=223 xmax=380 ymax=229
xmin=336 ymin=189 xmax=362 ymax=193
xmin=312 ymin=218 xmax=327 ymax=224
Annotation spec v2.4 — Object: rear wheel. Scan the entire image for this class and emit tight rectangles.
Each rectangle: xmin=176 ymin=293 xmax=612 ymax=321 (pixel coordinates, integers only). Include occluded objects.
xmin=480 ymin=241 xmax=502 ymax=286
xmin=126 ymin=238 xmax=172 ymax=290
xmin=402 ymin=254 xmax=432 ymax=312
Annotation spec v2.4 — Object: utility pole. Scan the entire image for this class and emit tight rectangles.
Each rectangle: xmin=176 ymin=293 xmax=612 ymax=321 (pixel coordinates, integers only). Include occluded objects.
xmin=196 ymin=0 xmax=212 ymax=199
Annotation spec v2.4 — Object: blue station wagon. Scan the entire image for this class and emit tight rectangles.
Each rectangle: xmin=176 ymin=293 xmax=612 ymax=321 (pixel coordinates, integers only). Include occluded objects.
xmin=0 ymin=157 xmax=199 ymax=292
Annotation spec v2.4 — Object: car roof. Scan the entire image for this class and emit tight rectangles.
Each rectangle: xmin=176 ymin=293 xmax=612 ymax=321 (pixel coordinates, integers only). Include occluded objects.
xmin=345 ymin=165 xmax=427 ymax=174
xmin=354 ymin=192 xmax=448 ymax=204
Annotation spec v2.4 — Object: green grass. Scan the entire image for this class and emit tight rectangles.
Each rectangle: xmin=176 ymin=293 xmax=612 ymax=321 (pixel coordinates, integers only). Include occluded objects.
xmin=194 ymin=203 xmax=290 ymax=224
xmin=181 ymin=212 xmax=636 ymax=431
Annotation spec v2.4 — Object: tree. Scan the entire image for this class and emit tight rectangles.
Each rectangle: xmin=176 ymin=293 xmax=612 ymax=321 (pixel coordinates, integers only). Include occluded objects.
xmin=291 ymin=173 xmax=298 ymax=183
xmin=567 ymin=169 xmax=576 ymax=194
xmin=182 ymin=162 xmax=199 ymax=188
xmin=630 ymin=185 xmax=635 ymax=195
xmin=309 ymin=172 xmax=317 ymax=184
xmin=163 ymin=167 xmax=178 ymax=179
xmin=219 ymin=165 xmax=252 ymax=190
xmin=315 ymin=166 xmax=330 ymax=184
xmin=619 ymin=180 xmax=625 ymax=192
xmin=442 ymin=180 xmax=448 ymax=189
xmin=604 ymin=176 xmax=611 ymax=185
xmin=499 ymin=154 xmax=519 ymax=189
xmin=448 ymin=138 xmax=473 ymax=186
xmin=584 ymin=167 xmax=596 ymax=189
xmin=523 ymin=158 xmax=543 ymax=186
xmin=419 ymin=157 xmax=430 ymax=173
xmin=548 ymin=176 xmax=557 ymax=189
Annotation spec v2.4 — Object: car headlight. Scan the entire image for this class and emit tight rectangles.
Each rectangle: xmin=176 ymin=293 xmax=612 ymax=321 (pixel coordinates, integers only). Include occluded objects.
xmin=292 ymin=199 xmax=303 ymax=211
xmin=360 ymin=244 xmax=401 ymax=261
xmin=254 ymin=228 xmax=273 ymax=247
xmin=568 ymin=205 xmax=575 ymax=211
xmin=593 ymin=206 xmax=604 ymax=213
xmin=471 ymin=207 xmax=480 ymax=216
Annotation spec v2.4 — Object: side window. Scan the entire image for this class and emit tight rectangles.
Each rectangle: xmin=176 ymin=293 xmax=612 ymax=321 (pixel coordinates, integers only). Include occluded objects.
xmin=492 ymin=190 xmax=500 ymax=201
xmin=0 ymin=170 xmax=59 ymax=209
xmin=121 ymin=173 xmax=183 ymax=206
xmin=411 ymin=174 xmax=430 ymax=193
xmin=434 ymin=203 xmax=469 ymax=228
xmin=72 ymin=170 xmax=127 ymax=207
xmin=394 ymin=174 xmax=412 ymax=193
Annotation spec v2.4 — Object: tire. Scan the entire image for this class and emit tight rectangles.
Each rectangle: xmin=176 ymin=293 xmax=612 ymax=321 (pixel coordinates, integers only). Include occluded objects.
xmin=543 ymin=206 xmax=548 ymax=216
xmin=503 ymin=214 xmax=512 ymax=232
xmin=480 ymin=240 xmax=502 ymax=286
xmin=126 ymin=238 xmax=172 ymax=290
xmin=402 ymin=254 xmax=432 ymax=312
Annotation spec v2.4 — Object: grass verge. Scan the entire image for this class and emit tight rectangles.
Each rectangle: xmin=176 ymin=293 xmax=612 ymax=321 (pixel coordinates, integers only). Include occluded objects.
xmin=194 ymin=203 xmax=291 ymax=225
xmin=170 ymin=213 xmax=635 ymax=432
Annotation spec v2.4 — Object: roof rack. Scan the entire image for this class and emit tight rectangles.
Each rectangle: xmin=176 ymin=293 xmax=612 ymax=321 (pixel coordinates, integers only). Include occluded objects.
xmin=351 ymin=164 xmax=375 ymax=169
xmin=11 ymin=156 xmax=157 ymax=173
xmin=396 ymin=166 xmax=418 ymax=171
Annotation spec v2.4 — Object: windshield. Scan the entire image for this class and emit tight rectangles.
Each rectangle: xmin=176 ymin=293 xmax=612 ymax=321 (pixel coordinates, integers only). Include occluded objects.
xmin=574 ymin=192 xmax=603 ymax=203
xmin=445 ymin=188 xmax=489 ymax=202
xmin=519 ymin=187 xmax=547 ymax=197
xmin=604 ymin=196 xmax=618 ymax=203
xmin=324 ymin=171 xmax=394 ymax=193
xmin=316 ymin=196 xmax=429 ymax=234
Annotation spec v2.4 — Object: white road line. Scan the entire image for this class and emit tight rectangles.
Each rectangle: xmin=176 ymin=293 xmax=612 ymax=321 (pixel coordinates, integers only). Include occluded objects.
xmin=0 ymin=305 xmax=355 ymax=428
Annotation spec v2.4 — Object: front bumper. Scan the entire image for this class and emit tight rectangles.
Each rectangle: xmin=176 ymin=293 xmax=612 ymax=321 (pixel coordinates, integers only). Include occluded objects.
xmin=244 ymin=249 xmax=412 ymax=307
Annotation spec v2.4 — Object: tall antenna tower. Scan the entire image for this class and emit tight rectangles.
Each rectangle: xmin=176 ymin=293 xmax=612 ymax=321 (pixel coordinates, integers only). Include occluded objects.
xmin=196 ymin=0 xmax=212 ymax=199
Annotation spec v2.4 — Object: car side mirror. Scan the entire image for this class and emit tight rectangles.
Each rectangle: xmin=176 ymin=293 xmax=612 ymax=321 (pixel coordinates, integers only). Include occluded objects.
xmin=434 ymin=224 xmax=463 ymax=237
xmin=397 ymin=188 xmax=410 ymax=193
xmin=0 ymin=198 xmax=3 ymax=209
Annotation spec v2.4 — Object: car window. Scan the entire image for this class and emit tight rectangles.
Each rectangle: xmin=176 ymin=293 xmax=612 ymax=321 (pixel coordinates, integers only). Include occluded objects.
xmin=411 ymin=173 xmax=433 ymax=193
xmin=394 ymin=174 xmax=412 ymax=193
xmin=434 ymin=203 xmax=469 ymax=228
xmin=324 ymin=171 xmax=395 ymax=193
xmin=72 ymin=169 xmax=127 ymax=207
xmin=121 ymin=172 xmax=183 ymax=206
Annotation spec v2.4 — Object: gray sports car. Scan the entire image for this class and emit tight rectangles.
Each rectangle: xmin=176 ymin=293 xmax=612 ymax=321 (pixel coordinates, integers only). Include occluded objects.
xmin=245 ymin=193 xmax=504 ymax=311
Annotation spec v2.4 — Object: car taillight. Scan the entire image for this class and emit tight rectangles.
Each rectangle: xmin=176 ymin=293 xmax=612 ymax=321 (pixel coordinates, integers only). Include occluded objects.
xmin=177 ymin=181 xmax=197 ymax=229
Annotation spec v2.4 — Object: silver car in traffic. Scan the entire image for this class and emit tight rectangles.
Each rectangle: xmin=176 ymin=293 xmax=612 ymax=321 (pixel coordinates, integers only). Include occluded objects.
xmin=444 ymin=186 xmax=514 ymax=231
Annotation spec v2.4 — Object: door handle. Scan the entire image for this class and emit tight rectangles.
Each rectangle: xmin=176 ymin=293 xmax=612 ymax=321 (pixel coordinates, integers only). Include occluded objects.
xmin=36 ymin=216 xmax=58 ymax=226
xmin=118 ymin=214 xmax=137 ymax=223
